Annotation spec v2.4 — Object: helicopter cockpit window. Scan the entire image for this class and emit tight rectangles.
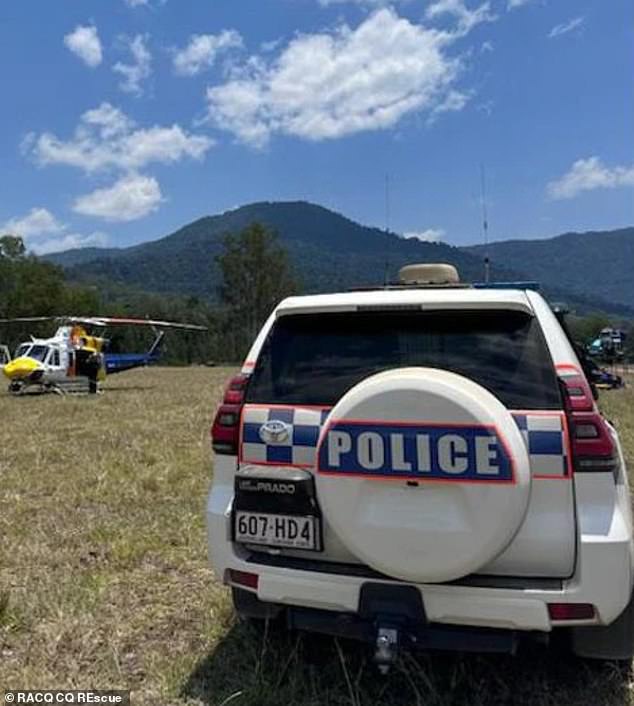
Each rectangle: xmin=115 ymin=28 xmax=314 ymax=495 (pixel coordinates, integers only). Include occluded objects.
xmin=15 ymin=344 xmax=30 ymax=358
xmin=28 ymin=345 xmax=49 ymax=362
xmin=47 ymin=348 xmax=60 ymax=367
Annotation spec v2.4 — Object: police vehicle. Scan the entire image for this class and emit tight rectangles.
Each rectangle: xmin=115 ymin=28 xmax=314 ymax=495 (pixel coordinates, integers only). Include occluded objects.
xmin=207 ymin=263 xmax=634 ymax=668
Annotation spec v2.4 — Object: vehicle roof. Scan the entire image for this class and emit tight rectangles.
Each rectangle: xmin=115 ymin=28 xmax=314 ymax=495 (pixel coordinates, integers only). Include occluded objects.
xmin=275 ymin=288 xmax=536 ymax=316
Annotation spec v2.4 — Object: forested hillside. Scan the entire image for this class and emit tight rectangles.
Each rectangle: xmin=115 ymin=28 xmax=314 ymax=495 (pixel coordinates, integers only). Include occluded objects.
xmin=467 ymin=227 xmax=634 ymax=310
xmin=45 ymin=201 xmax=634 ymax=317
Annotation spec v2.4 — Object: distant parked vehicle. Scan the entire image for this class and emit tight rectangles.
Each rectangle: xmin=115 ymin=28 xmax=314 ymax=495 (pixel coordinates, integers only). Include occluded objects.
xmin=587 ymin=359 xmax=625 ymax=390
xmin=589 ymin=327 xmax=628 ymax=362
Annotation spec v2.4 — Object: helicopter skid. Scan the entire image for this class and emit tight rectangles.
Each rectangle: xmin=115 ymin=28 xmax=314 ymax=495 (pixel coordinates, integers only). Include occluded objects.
xmin=8 ymin=380 xmax=26 ymax=395
xmin=8 ymin=376 xmax=92 ymax=396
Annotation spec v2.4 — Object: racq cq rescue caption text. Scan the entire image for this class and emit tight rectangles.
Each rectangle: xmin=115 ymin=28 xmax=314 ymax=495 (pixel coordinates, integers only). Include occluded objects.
xmin=4 ymin=692 xmax=129 ymax=705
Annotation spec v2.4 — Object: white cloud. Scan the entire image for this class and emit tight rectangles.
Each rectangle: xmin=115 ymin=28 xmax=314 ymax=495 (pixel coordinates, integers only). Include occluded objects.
xmin=64 ymin=25 xmax=103 ymax=68
xmin=35 ymin=232 xmax=108 ymax=255
xmin=31 ymin=102 xmax=213 ymax=173
xmin=28 ymin=103 xmax=211 ymax=223
xmin=425 ymin=0 xmax=494 ymax=35
xmin=2 ymin=207 xmax=65 ymax=239
xmin=123 ymin=0 xmax=168 ymax=7
xmin=402 ymin=228 xmax=445 ymax=242
xmin=206 ymin=8 xmax=477 ymax=147
xmin=547 ymin=157 xmax=634 ymax=200
xmin=73 ymin=173 xmax=162 ymax=222
xmin=548 ymin=16 xmax=584 ymax=39
xmin=173 ymin=30 xmax=243 ymax=76
xmin=113 ymin=34 xmax=152 ymax=95
xmin=428 ymin=88 xmax=472 ymax=122
xmin=82 ymin=103 xmax=135 ymax=139
xmin=1 ymin=207 xmax=108 ymax=254
xmin=507 ymin=0 xmax=534 ymax=8
xmin=261 ymin=38 xmax=282 ymax=53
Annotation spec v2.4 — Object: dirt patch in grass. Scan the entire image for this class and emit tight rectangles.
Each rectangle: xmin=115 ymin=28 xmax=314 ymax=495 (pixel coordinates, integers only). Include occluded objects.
xmin=1 ymin=367 xmax=633 ymax=705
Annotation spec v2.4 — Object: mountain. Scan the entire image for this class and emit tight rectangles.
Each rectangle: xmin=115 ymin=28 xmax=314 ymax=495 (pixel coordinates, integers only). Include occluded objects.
xmin=45 ymin=201 xmax=633 ymax=317
xmin=48 ymin=201 xmax=518 ymax=295
xmin=466 ymin=227 xmax=634 ymax=312
xmin=46 ymin=246 xmax=124 ymax=268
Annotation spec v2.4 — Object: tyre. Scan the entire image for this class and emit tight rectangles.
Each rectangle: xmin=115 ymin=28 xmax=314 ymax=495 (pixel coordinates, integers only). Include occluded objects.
xmin=315 ymin=367 xmax=532 ymax=583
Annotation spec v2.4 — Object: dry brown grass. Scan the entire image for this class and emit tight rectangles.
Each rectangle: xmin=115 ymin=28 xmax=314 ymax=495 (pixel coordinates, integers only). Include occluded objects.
xmin=1 ymin=367 xmax=633 ymax=705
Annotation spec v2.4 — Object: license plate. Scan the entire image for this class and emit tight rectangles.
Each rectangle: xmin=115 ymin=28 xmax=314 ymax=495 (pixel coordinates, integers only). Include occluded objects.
xmin=234 ymin=511 xmax=320 ymax=550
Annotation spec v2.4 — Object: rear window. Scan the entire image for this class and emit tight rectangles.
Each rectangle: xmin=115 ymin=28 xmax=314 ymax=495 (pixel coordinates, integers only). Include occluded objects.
xmin=246 ymin=309 xmax=561 ymax=410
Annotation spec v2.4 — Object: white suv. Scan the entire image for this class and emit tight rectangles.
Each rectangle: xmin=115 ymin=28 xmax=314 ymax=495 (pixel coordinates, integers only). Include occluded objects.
xmin=207 ymin=264 xmax=634 ymax=668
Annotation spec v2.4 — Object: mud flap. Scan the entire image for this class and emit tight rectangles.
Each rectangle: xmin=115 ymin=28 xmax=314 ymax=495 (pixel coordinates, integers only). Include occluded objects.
xmin=571 ymin=591 xmax=634 ymax=661
xmin=232 ymin=587 xmax=283 ymax=622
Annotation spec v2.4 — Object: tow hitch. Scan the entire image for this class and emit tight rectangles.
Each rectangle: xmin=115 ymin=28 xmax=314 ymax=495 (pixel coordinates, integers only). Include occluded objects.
xmin=374 ymin=626 xmax=399 ymax=674
xmin=359 ymin=583 xmax=424 ymax=674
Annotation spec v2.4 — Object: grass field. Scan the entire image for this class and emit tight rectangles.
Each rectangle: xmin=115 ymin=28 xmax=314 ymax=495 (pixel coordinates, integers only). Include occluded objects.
xmin=1 ymin=366 xmax=633 ymax=706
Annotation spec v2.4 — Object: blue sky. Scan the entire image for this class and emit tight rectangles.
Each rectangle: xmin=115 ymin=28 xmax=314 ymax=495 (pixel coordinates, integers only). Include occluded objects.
xmin=0 ymin=0 xmax=632 ymax=253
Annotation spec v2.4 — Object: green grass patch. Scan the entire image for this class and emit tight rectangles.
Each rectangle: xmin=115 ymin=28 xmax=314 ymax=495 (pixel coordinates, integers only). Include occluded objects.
xmin=1 ymin=367 xmax=633 ymax=704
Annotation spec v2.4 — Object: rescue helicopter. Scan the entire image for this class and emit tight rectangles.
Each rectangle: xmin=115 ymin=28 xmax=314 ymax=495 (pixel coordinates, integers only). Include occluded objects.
xmin=0 ymin=316 xmax=206 ymax=395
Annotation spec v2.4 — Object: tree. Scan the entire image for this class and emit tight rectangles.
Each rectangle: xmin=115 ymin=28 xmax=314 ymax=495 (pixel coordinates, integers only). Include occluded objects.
xmin=0 ymin=235 xmax=218 ymax=363
xmin=0 ymin=234 xmax=101 ymax=346
xmin=567 ymin=314 xmax=612 ymax=345
xmin=216 ymin=222 xmax=298 ymax=360
xmin=0 ymin=234 xmax=26 ymax=260
xmin=0 ymin=235 xmax=25 ymax=319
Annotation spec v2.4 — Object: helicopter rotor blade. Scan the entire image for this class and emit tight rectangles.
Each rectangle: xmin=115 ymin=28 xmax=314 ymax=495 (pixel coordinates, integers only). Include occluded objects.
xmin=63 ymin=317 xmax=109 ymax=327
xmin=0 ymin=316 xmax=61 ymax=324
xmin=0 ymin=315 xmax=107 ymax=325
xmin=0 ymin=315 xmax=206 ymax=330
xmin=82 ymin=317 xmax=207 ymax=331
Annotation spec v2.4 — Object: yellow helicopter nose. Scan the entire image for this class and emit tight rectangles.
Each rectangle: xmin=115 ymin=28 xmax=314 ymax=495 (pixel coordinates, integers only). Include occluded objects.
xmin=2 ymin=357 xmax=40 ymax=380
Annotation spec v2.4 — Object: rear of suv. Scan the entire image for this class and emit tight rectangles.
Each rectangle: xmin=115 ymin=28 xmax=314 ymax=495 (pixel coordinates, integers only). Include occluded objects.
xmin=207 ymin=264 xmax=634 ymax=665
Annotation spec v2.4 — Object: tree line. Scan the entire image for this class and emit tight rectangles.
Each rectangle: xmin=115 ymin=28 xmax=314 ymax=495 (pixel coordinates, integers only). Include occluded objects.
xmin=0 ymin=224 xmax=298 ymax=364
xmin=1 ymin=226 xmax=633 ymax=365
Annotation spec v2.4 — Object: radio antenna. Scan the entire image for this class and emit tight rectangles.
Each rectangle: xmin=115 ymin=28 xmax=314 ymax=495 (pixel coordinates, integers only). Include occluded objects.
xmin=480 ymin=164 xmax=490 ymax=283
xmin=384 ymin=173 xmax=391 ymax=286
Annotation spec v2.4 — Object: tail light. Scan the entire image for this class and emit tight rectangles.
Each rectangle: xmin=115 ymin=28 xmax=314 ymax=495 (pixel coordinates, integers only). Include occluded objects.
xmin=211 ymin=373 xmax=250 ymax=455
xmin=558 ymin=365 xmax=617 ymax=474
xmin=548 ymin=602 xmax=595 ymax=621
xmin=227 ymin=569 xmax=259 ymax=590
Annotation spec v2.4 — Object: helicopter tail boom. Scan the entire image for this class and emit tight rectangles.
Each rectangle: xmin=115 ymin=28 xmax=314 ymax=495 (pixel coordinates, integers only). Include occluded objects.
xmin=103 ymin=329 xmax=167 ymax=375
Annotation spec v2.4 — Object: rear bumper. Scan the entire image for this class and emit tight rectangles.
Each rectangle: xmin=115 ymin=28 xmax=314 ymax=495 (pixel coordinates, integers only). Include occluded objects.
xmin=287 ymin=604 xmax=521 ymax=654
xmin=207 ymin=479 xmax=634 ymax=635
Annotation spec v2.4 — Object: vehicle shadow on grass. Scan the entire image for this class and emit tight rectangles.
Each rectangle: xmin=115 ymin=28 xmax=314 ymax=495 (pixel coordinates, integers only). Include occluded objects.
xmin=182 ymin=622 xmax=633 ymax=706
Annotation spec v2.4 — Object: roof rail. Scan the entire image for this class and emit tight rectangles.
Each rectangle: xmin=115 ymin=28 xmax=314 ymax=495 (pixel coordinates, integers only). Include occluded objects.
xmin=472 ymin=281 xmax=540 ymax=291
xmin=348 ymin=282 xmax=471 ymax=292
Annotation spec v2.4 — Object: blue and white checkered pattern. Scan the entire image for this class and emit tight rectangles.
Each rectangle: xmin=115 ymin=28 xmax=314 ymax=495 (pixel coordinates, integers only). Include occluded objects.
xmin=241 ymin=405 xmax=330 ymax=466
xmin=513 ymin=413 xmax=569 ymax=477
xmin=240 ymin=405 xmax=570 ymax=477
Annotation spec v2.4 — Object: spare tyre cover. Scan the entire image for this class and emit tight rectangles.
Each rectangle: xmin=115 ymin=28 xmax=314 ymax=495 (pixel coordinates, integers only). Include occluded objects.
xmin=314 ymin=368 xmax=531 ymax=583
